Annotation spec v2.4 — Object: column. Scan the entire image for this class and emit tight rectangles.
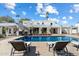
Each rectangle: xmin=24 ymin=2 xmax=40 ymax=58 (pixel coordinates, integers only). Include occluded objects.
xmin=6 ymin=28 xmax=8 ymax=36
xmin=0 ymin=27 xmax=2 ymax=34
xmin=59 ymin=27 xmax=62 ymax=34
xmin=39 ymin=27 xmax=42 ymax=34
xmin=28 ymin=27 xmax=30 ymax=34
xmin=47 ymin=27 xmax=50 ymax=34
xmin=11 ymin=28 xmax=14 ymax=35
xmin=69 ymin=27 xmax=72 ymax=34
xmin=16 ymin=30 xmax=19 ymax=36
xmin=76 ymin=27 xmax=78 ymax=34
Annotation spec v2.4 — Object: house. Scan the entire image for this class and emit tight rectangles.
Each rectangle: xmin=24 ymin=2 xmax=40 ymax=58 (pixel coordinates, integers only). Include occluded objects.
xmin=0 ymin=23 xmax=19 ymax=36
xmin=22 ymin=18 xmax=78 ymax=35
xmin=0 ymin=18 xmax=78 ymax=36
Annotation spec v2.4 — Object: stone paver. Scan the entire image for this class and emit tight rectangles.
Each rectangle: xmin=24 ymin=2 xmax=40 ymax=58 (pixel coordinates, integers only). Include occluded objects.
xmin=0 ymin=36 xmax=22 ymax=56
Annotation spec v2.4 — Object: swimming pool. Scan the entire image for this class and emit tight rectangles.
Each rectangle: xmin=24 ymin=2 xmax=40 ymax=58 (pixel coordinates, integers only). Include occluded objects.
xmin=16 ymin=36 xmax=79 ymax=42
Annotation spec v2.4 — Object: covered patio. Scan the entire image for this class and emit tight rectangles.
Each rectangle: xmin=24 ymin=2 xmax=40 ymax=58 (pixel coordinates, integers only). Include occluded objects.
xmin=0 ymin=23 xmax=19 ymax=36
xmin=28 ymin=26 xmax=78 ymax=35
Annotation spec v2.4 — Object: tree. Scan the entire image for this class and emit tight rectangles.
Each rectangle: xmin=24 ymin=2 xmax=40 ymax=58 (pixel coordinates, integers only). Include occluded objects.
xmin=19 ymin=18 xmax=30 ymax=23
xmin=0 ymin=16 xmax=14 ymax=23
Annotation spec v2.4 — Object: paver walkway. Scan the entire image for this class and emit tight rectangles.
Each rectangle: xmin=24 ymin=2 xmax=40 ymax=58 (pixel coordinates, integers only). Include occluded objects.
xmin=0 ymin=36 xmax=22 ymax=56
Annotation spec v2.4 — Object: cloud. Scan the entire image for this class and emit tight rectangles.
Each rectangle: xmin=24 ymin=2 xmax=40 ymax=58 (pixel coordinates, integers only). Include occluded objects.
xmin=22 ymin=11 xmax=26 ymax=15
xmin=36 ymin=3 xmax=59 ymax=17
xmin=5 ymin=3 xmax=16 ymax=10
xmin=48 ymin=18 xmax=59 ymax=23
xmin=36 ymin=3 xmax=43 ymax=13
xmin=62 ymin=16 xmax=67 ymax=20
xmin=71 ymin=4 xmax=79 ymax=13
xmin=62 ymin=20 xmax=68 ymax=24
xmin=69 ymin=16 xmax=73 ymax=19
xmin=52 ymin=18 xmax=59 ymax=23
xmin=69 ymin=9 xmax=73 ymax=13
xmin=45 ymin=5 xmax=59 ymax=15
xmin=11 ymin=10 xmax=16 ymax=15
xmin=40 ymin=14 xmax=46 ymax=17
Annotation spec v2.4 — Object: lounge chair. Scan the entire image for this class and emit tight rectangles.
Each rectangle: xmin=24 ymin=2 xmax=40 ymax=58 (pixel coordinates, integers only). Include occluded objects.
xmin=9 ymin=41 xmax=28 ymax=56
xmin=25 ymin=42 xmax=31 ymax=52
xmin=72 ymin=41 xmax=79 ymax=51
xmin=47 ymin=42 xmax=56 ymax=51
xmin=52 ymin=41 xmax=69 ymax=56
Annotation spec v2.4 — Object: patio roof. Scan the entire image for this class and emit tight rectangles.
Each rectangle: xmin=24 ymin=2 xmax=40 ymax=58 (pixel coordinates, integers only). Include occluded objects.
xmin=0 ymin=23 xmax=18 ymax=27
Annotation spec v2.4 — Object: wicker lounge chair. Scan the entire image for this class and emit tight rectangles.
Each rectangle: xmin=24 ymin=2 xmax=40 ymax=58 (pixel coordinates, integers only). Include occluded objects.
xmin=9 ymin=41 xmax=28 ymax=56
xmin=53 ymin=41 xmax=69 ymax=56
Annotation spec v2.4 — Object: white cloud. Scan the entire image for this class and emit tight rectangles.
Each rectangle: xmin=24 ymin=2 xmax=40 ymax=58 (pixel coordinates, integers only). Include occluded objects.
xmin=73 ymin=4 xmax=79 ymax=13
xmin=11 ymin=10 xmax=16 ymax=15
xmin=69 ymin=16 xmax=73 ymax=19
xmin=40 ymin=14 xmax=46 ymax=17
xmin=5 ymin=3 xmax=16 ymax=10
xmin=70 ymin=9 xmax=73 ymax=13
xmin=22 ymin=11 xmax=26 ymax=15
xmin=37 ymin=3 xmax=43 ymax=8
xmin=62 ymin=16 xmax=66 ymax=20
xmin=53 ymin=18 xmax=59 ymax=23
xmin=36 ymin=3 xmax=59 ymax=17
xmin=62 ymin=20 xmax=68 ymax=24
xmin=36 ymin=3 xmax=43 ymax=13
xmin=48 ymin=18 xmax=59 ymax=23
xmin=45 ymin=5 xmax=59 ymax=15
xmin=44 ymin=3 xmax=50 ymax=6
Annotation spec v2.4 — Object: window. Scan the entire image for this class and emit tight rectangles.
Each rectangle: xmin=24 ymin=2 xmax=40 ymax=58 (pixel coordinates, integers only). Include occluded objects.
xmin=37 ymin=23 xmax=40 ymax=25
xmin=9 ymin=29 xmax=11 ymax=34
xmin=42 ymin=22 xmax=44 ymax=25
xmin=50 ymin=23 xmax=53 ymax=25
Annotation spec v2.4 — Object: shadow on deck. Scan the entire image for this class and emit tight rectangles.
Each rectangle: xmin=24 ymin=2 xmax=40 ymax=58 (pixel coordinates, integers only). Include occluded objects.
xmin=23 ymin=46 xmax=40 ymax=56
xmin=55 ymin=50 xmax=75 ymax=56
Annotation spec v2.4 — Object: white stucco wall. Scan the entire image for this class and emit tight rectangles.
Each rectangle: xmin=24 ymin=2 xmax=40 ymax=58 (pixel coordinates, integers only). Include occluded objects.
xmin=0 ymin=27 xmax=2 ymax=34
xmin=75 ymin=23 xmax=79 ymax=33
xmin=72 ymin=29 xmax=77 ymax=34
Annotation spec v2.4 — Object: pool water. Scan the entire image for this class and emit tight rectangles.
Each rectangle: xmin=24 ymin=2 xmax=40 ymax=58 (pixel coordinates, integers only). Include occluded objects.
xmin=16 ymin=36 xmax=79 ymax=42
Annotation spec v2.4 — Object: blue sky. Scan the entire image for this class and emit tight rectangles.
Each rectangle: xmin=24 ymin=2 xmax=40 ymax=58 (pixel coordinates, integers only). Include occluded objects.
xmin=0 ymin=3 xmax=79 ymax=25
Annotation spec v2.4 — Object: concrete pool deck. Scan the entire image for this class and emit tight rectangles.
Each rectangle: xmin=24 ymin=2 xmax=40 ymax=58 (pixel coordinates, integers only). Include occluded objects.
xmin=0 ymin=34 xmax=79 ymax=56
xmin=0 ymin=36 xmax=23 ymax=56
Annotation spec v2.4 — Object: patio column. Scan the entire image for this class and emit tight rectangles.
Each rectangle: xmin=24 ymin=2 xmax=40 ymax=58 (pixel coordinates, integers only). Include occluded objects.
xmin=69 ymin=27 xmax=72 ymax=34
xmin=11 ymin=28 xmax=14 ymax=35
xmin=59 ymin=27 xmax=62 ymax=34
xmin=16 ymin=30 xmax=19 ymax=36
xmin=0 ymin=27 xmax=2 ymax=34
xmin=6 ymin=29 xmax=9 ymax=36
xmin=77 ymin=27 xmax=79 ymax=33
xmin=28 ymin=27 xmax=30 ymax=34
xmin=39 ymin=27 xmax=42 ymax=34
xmin=76 ymin=27 xmax=78 ymax=34
xmin=47 ymin=27 xmax=50 ymax=34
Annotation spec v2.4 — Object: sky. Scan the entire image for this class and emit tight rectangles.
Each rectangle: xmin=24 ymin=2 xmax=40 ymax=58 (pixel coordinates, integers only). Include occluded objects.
xmin=0 ymin=3 xmax=79 ymax=25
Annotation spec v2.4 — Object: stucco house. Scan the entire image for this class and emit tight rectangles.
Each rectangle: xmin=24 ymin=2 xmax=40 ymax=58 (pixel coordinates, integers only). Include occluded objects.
xmin=22 ymin=18 xmax=78 ymax=35
xmin=0 ymin=23 xmax=19 ymax=36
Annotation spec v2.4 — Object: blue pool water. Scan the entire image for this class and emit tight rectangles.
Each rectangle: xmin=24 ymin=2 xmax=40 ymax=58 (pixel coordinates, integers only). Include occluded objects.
xmin=16 ymin=36 xmax=79 ymax=42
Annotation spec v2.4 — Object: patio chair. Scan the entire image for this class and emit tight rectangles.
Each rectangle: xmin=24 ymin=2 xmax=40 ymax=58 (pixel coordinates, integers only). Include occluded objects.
xmin=9 ymin=41 xmax=28 ymax=56
xmin=47 ymin=42 xmax=56 ymax=51
xmin=72 ymin=42 xmax=79 ymax=51
xmin=53 ymin=41 xmax=69 ymax=56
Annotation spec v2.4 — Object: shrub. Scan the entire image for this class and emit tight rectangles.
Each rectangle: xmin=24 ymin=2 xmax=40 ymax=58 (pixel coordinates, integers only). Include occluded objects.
xmin=0 ymin=34 xmax=5 ymax=38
